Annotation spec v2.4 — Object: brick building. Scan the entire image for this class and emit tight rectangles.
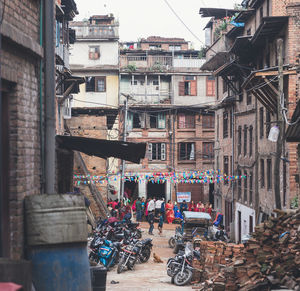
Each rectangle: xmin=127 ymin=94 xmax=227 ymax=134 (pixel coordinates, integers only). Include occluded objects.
xmin=0 ymin=0 xmax=79 ymax=271
xmin=120 ymin=36 xmax=215 ymax=202
xmin=200 ymin=0 xmax=300 ymax=242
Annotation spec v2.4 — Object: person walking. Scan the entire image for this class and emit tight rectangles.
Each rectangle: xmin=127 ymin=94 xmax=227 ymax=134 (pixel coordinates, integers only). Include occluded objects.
xmin=148 ymin=210 xmax=154 ymax=235
xmin=161 ymin=198 xmax=165 ymax=221
xmin=166 ymin=200 xmax=174 ymax=224
xmin=158 ymin=212 xmax=164 ymax=235
xmin=135 ymin=198 xmax=142 ymax=222
xmin=180 ymin=200 xmax=188 ymax=214
xmin=155 ymin=197 xmax=163 ymax=217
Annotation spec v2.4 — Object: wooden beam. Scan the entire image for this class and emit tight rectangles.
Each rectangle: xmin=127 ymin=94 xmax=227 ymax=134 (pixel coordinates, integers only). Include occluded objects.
xmin=255 ymin=70 xmax=296 ymax=77
xmin=262 ymin=76 xmax=279 ymax=96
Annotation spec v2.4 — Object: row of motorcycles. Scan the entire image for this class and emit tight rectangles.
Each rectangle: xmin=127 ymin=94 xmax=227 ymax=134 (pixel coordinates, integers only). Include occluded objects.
xmin=88 ymin=219 xmax=153 ymax=273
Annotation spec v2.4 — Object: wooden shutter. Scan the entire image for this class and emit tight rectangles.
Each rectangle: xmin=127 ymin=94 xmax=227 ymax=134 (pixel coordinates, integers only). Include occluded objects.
xmin=178 ymin=113 xmax=185 ymax=129
xmin=161 ymin=143 xmax=166 ymax=160
xmin=190 ymin=80 xmax=197 ymax=96
xmin=206 ymin=77 xmax=215 ymax=96
xmin=148 ymin=143 xmax=152 ymax=161
xmin=179 ymin=81 xmax=185 ymax=96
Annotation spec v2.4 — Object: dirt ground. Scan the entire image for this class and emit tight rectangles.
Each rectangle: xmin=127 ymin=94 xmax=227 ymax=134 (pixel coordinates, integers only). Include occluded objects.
xmin=106 ymin=222 xmax=192 ymax=291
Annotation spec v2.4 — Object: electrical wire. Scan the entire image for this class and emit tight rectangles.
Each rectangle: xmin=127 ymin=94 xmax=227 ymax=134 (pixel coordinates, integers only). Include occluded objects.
xmin=280 ymin=92 xmax=300 ymax=126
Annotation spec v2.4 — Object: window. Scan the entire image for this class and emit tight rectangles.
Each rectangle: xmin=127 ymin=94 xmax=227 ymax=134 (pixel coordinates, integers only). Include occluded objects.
xmin=202 ymin=114 xmax=214 ymax=129
xmin=148 ymin=143 xmax=166 ymax=161
xmin=229 ymin=110 xmax=233 ymax=138
xmin=149 ymin=113 xmax=166 ymax=129
xmin=238 ymin=169 xmax=242 ymax=200
xmin=223 ymin=79 xmax=228 ymax=94
xmin=267 ymin=159 xmax=272 ymax=190
xmin=153 ymin=80 xmax=159 ymax=86
xmin=149 ymin=44 xmax=161 ymax=50
xmin=249 ymin=126 xmax=253 ymax=157
xmin=169 ymin=45 xmax=181 ymax=51
xmin=238 ymin=126 xmax=242 ymax=155
xmin=206 ymin=76 xmax=215 ymax=96
xmin=203 ymin=142 xmax=214 ymax=159
xmin=244 ymin=171 xmax=248 ymax=203
xmin=247 ymin=92 xmax=252 ymax=105
xmin=249 ymin=215 xmax=253 ymax=233
xmin=178 ymin=143 xmax=195 ymax=161
xmin=259 ymin=107 xmax=264 ymax=139
xmin=224 ymin=156 xmax=229 ymax=185
xmin=89 ymin=46 xmax=100 ymax=60
xmin=244 ymin=125 xmax=247 ymax=156
xmin=127 ymin=112 xmax=144 ymax=130
xmin=266 ymin=110 xmax=271 ymax=138
xmin=260 ymin=159 xmax=265 ymax=188
xmin=86 ymin=76 xmax=106 ymax=92
xmin=131 ymin=80 xmax=138 ymax=85
xmin=249 ymin=171 xmax=253 ymax=205
xmin=178 ymin=113 xmax=195 ymax=129
xmin=223 ymin=111 xmax=228 ymax=138
xmin=179 ymin=77 xmax=197 ymax=96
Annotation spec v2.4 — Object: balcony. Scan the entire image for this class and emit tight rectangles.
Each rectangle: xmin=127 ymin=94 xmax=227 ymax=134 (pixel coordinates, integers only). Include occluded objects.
xmin=201 ymin=35 xmax=231 ymax=71
xmin=120 ymin=55 xmax=205 ymax=71
xmin=55 ymin=44 xmax=70 ymax=70
xmin=74 ymin=25 xmax=119 ymax=39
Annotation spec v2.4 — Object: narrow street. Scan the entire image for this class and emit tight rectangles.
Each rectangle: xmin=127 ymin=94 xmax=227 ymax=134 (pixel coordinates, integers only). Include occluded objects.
xmin=106 ymin=222 xmax=192 ymax=291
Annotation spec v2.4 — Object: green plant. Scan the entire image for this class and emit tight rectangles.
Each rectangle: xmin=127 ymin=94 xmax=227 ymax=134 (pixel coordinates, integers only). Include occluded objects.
xmin=127 ymin=64 xmax=137 ymax=72
xmin=291 ymin=196 xmax=299 ymax=209
xmin=198 ymin=46 xmax=207 ymax=58
xmin=151 ymin=62 xmax=163 ymax=72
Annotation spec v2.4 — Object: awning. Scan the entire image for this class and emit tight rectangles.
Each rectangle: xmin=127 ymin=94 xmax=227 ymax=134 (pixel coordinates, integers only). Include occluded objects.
xmin=56 ymin=135 xmax=146 ymax=164
xmin=201 ymin=52 xmax=229 ymax=71
xmin=286 ymin=101 xmax=300 ymax=142
xmin=199 ymin=8 xmax=240 ymax=19
xmin=234 ymin=9 xmax=255 ymax=23
xmin=214 ymin=61 xmax=250 ymax=77
xmin=251 ymin=16 xmax=288 ymax=47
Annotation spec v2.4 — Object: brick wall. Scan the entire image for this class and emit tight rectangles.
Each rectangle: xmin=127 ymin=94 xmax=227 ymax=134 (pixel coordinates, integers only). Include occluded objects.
xmin=0 ymin=0 xmax=42 ymax=259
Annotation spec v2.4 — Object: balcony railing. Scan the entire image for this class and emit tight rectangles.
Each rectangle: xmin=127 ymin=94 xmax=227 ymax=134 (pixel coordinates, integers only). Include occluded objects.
xmin=55 ymin=44 xmax=69 ymax=69
xmin=120 ymin=55 xmax=205 ymax=70
xmin=74 ymin=25 xmax=119 ymax=39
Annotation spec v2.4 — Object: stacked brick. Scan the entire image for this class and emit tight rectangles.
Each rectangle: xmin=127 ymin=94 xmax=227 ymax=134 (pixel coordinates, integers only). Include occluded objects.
xmin=193 ymin=209 xmax=300 ymax=291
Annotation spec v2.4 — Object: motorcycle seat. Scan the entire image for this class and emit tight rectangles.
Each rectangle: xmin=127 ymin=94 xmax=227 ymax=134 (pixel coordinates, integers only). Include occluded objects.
xmin=128 ymin=222 xmax=139 ymax=228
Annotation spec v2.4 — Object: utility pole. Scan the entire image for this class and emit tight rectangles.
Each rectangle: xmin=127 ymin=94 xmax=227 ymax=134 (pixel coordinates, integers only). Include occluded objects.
xmin=120 ymin=94 xmax=129 ymax=200
xmin=274 ymin=38 xmax=283 ymax=210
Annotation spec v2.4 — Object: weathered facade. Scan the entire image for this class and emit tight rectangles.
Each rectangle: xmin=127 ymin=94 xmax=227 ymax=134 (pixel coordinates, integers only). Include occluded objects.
xmin=201 ymin=0 xmax=300 ymax=242
xmin=120 ymin=36 xmax=215 ymax=201
xmin=69 ymin=15 xmax=119 ymax=207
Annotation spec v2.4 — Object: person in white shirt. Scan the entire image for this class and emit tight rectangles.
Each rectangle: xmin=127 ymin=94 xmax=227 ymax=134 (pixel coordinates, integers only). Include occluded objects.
xmin=155 ymin=198 xmax=163 ymax=217
xmin=147 ymin=197 xmax=155 ymax=213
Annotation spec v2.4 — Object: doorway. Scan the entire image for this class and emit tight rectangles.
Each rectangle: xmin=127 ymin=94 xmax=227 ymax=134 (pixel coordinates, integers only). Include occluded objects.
xmin=209 ymin=184 xmax=214 ymax=208
xmin=238 ymin=211 xmax=242 ymax=243
xmin=147 ymin=182 xmax=165 ymax=200
xmin=124 ymin=181 xmax=138 ymax=201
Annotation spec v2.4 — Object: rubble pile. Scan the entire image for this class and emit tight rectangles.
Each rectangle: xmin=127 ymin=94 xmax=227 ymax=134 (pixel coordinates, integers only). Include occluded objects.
xmin=193 ymin=209 xmax=300 ymax=291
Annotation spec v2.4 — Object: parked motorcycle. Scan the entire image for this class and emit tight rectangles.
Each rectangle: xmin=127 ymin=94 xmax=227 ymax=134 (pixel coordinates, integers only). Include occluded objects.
xmin=89 ymin=238 xmax=121 ymax=270
xmin=117 ymin=238 xmax=153 ymax=273
xmin=167 ymin=242 xmax=200 ymax=286
xmin=168 ymin=226 xmax=183 ymax=249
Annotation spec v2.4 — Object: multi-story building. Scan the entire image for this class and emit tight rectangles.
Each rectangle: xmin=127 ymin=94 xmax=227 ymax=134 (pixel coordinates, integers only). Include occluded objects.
xmin=200 ymin=0 xmax=300 ymax=242
xmin=120 ymin=36 xmax=215 ymax=202
xmin=68 ymin=15 xmax=120 ymax=211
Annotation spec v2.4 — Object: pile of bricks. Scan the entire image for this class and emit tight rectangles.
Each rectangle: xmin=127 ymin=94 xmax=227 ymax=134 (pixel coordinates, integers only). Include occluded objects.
xmin=193 ymin=208 xmax=300 ymax=291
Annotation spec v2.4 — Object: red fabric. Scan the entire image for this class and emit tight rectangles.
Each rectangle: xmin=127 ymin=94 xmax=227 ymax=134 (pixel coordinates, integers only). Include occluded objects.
xmin=111 ymin=201 xmax=117 ymax=209
xmin=166 ymin=203 xmax=174 ymax=223
xmin=0 ymin=283 xmax=23 ymax=291
xmin=132 ymin=200 xmax=136 ymax=211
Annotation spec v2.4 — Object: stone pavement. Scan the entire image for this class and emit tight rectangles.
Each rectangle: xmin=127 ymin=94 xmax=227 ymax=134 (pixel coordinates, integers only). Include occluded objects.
xmin=106 ymin=222 xmax=192 ymax=291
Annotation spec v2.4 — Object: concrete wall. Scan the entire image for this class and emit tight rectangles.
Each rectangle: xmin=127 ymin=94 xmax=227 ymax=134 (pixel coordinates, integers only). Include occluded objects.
xmin=235 ymin=202 xmax=256 ymax=242
xmin=70 ymin=41 xmax=119 ymax=66
xmin=73 ymin=74 xmax=119 ymax=108
xmin=173 ymin=75 xmax=215 ymax=106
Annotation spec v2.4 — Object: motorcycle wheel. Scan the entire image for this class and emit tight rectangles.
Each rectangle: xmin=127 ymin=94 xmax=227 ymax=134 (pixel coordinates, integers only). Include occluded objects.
xmin=134 ymin=230 xmax=142 ymax=239
xmin=173 ymin=269 xmax=192 ymax=286
xmin=173 ymin=243 xmax=180 ymax=254
xmin=168 ymin=237 xmax=175 ymax=248
xmin=117 ymin=257 xmax=126 ymax=274
xmin=140 ymin=246 xmax=151 ymax=263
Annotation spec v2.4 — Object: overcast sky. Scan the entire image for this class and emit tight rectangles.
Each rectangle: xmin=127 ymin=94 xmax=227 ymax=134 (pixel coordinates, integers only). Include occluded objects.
xmin=74 ymin=0 xmax=239 ymax=49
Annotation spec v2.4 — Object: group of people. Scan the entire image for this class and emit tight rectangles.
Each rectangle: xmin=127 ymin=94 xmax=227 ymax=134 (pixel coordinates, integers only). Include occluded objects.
xmin=165 ymin=200 xmax=213 ymax=224
xmin=107 ymin=197 xmax=213 ymax=235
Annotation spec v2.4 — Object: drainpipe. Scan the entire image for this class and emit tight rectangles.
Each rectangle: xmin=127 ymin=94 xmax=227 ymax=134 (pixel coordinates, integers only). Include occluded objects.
xmin=44 ymin=0 xmax=56 ymax=194
xmin=39 ymin=0 xmax=45 ymax=192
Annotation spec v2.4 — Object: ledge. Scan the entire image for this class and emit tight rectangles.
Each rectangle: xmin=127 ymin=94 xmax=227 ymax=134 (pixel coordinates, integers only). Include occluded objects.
xmin=1 ymin=20 xmax=43 ymax=58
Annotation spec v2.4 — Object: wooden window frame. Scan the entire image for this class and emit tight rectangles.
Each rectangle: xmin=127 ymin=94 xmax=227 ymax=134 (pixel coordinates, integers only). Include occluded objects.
xmin=238 ymin=126 xmax=242 ymax=156
xmin=259 ymin=107 xmax=264 ymax=139
xmin=179 ymin=77 xmax=197 ymax=96
xmin=202 ymin=114 xmax=214 ymax=129
xmin=178 ymin=113 xmax=195 ymax=129
xmin=178 ymin=142 xmax=195 ymax=161
xmin=89 ymin=46 xmax=100 ymax=60
xmin=223 ymin=156 xmax=229 ymax=185
xmin=148 ymin=143 xmax=166 ymax=161
xmin=206 ymin=76 xmax=215 ymax=96
xmin=203 ymin=142 xmax=214 ymax=159
xmin=260 ymin=159 xmax=265 ymax=188
xmin=267 ymin=159 xmax=272 ymax=190
xmin=223 ymin=111 xmax=228 ymax=138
